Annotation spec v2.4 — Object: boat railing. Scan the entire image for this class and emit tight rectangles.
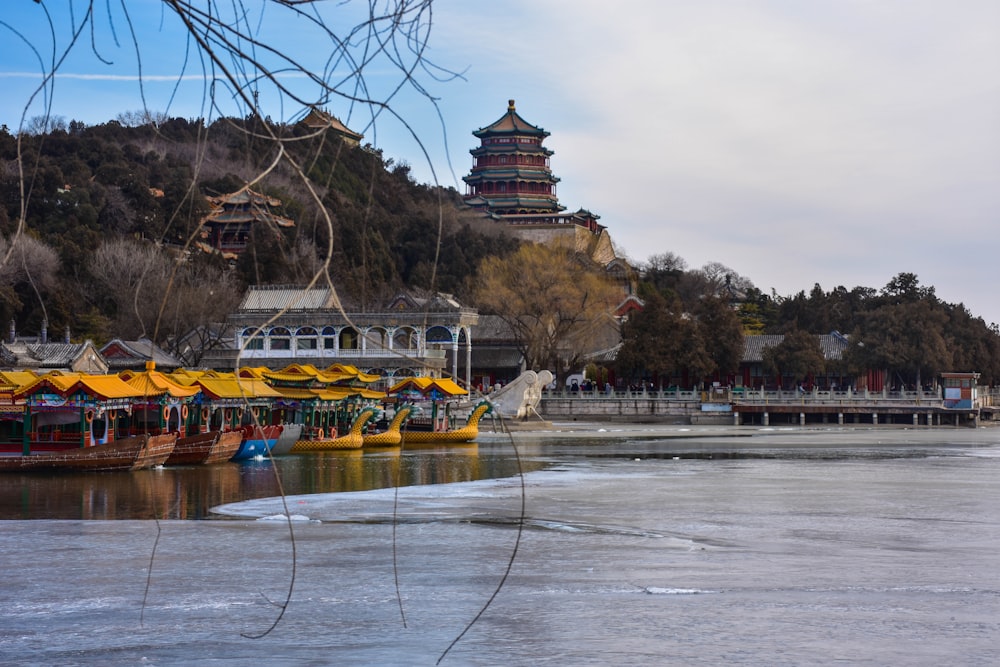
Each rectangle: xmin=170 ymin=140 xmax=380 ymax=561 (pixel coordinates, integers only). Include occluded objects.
xmin=30 ymin=430 xmax=87 ymax=443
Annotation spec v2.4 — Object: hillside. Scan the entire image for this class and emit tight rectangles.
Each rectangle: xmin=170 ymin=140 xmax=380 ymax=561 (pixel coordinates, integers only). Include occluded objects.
xmin=0 ymin=115 xmax=519 ymax=348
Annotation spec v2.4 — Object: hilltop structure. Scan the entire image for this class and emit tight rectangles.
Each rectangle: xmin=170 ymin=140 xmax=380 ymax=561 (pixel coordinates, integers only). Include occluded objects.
xmin=300 ymin=107 xmax=364 ymax=146
xmin=463 ymin=99 xmax=628 ymax=271
xmin=197 ymin=189 xmax=295 ymax=260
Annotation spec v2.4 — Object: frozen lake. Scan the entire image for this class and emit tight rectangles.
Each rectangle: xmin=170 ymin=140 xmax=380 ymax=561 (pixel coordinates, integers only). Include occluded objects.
xmin=2 ymin=424 xmax=999 ymax=665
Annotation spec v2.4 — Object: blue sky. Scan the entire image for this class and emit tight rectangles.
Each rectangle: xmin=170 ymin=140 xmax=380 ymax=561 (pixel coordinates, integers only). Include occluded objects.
xmin=3 ymin=1 xmax=1000 ymax=325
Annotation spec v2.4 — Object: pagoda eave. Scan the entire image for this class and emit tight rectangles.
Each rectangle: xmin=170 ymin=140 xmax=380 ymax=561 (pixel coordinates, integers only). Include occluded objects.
xmin=470 ymin=145 xmax=553 ymax=156
xmin=464 ymin=170 xmax=560 ymax=182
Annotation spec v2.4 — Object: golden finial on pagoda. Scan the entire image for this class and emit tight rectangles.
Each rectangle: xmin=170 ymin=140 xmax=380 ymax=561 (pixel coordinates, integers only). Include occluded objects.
xmin=508 ymin=99 xmax=516 ymax=111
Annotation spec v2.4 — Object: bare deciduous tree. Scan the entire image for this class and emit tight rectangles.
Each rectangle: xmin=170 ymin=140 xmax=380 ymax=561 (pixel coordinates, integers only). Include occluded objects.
xmin=475 ymin=243 xmax=622 ymax=382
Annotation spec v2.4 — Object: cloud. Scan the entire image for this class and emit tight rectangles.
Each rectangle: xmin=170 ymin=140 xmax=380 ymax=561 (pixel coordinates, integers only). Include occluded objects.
xmin=430 ymin=0 xmax=1000 ymax=321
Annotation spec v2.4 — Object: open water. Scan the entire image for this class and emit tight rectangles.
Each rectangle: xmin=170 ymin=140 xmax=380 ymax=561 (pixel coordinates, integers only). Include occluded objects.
xmin=1 ymin=424 xmax=999 ymax=666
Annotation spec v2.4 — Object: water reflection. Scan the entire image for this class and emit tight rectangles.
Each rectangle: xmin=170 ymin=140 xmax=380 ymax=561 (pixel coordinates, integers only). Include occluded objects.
xmin=0 ymin=445 xmax=538 ymax=520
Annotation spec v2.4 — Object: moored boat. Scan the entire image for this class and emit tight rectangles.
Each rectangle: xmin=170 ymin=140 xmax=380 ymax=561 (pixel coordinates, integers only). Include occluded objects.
xmin=231 ymin=424 xmax=283 ymax=461
xmin=290 ymin=407 xmax=377 ymax=452
xmin=269 ymin=422 xmax=304 ymax=456
xmin=166 ymin=430 xmax=243 ymax=466
xmin=0 ymin=433 xmax=177 ymax=472
xmin=362 ymin=405 xmax=414 ymax=447
xmin=399 ymin=401 xmax=492 ymax=445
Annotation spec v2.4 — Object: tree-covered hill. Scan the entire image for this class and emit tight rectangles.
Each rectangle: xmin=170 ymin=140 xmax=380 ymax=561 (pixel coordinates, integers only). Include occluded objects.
xmin=0 ymin=114 xmax=519 ymax=353
xmin=624 ymin=258 xmax=1000 ymax=386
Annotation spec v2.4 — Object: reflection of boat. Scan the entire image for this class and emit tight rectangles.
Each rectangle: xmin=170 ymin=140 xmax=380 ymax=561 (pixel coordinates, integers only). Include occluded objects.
xmin=166 ymin=430 xmax=243 ymax=466
xmin=232 ymin=424 xmax=283 ymax=461
xmin=363 ymin=405 xmax=414 ymax=447
xmin=291 ymin=407 xmax=378 ymax=452
xmin=0 ymin=433 xmax=177 ymax=472
xmin=400 ymin=401 xmax=492 ymax=445
xmin=269 ymin=423 xmax=304 ymax=456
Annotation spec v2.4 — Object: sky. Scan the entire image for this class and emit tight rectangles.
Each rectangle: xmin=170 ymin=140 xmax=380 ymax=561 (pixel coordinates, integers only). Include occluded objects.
xmin=2 ymin=1 xmax=999 ymax=324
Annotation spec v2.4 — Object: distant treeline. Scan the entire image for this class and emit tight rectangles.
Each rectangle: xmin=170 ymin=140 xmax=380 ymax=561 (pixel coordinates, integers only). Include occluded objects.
xmin=622 ymin=260 xmax=1000 ymax=386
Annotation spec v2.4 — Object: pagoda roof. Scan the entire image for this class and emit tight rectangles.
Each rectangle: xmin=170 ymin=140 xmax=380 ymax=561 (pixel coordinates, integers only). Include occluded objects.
xmin=270 ymin=385 xmax=378 ymax=401
xmin=202 ymin=189 xmax=295 ymax=229
xmin=472 ymin=196 xmax=565 ymax=212
xmin=0 ymin=370 xmax=39 ymax=392
xmin=100 ymin=337 xmax=184 ymax=371
xmin=322 ymin=363 xmax=382 ymax=384
xmin=464 ymin=169 xmax=560 ymax=182
xmin=470 ymin=144 xmax=553 ymax=156
xmin=186 ymin=374 xmax=284 ymax=401
xmin=387 ymin=376 xmax=468 ymax=397
xmin=256 ymin=363 xmax=357 ymax=385
xmin=2 ymin=339 xmax=106 ymax=372
xmin=300 ymin=107 xmax=364 ymax=144
xmin=473 ymin=100 xmax=549 ymax=138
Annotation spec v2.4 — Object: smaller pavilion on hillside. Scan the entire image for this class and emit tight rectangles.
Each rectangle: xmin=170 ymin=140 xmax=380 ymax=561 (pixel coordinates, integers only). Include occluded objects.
xmin=300 ymin=107 xmax=364 ymax=146
xmin=198 ymin=189 xmax=295 ymax=259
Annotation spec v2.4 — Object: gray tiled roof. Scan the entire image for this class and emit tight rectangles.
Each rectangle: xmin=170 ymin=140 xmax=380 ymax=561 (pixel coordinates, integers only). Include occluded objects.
xmin=2 ymin=341 xmax=93 ymax=368
xmin=238 ymin=286 xmax=340 ymax=311
xmin=470 ymin=315 xmax=516 ymax=341
xmin=100 ymin=338 xmax=185 ymax=370
xmin=470 ymin=348 xmax=523 ymax=368
xmin=742 ymin=333 xmax=848 ymax=363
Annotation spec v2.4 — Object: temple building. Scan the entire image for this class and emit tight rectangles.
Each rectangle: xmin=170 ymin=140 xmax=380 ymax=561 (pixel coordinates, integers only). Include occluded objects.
xmin=197 ymin=189 xmax=295 ymax=260
xmin=463 ymin=99 xmax=562 ymax=215
xmin=464 ymin=99 xmax=632 ymax=278
xmin=300 ymin=107 xmax=364 ymax=147
xmin=200 ymin=286 xmax=479 ymax=390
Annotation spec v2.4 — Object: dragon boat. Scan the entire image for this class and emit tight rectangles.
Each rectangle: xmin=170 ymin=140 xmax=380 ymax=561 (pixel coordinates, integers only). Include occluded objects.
xmin=290 ymin=407 xmax=378 ymax=452
xmin=398 ymin=401 xmax=492 ymax=445
xmin=362 ymin=405 xmax=414 ymax=447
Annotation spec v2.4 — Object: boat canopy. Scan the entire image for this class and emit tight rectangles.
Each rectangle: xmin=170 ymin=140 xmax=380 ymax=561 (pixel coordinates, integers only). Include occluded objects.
xmin=387 ymin=377 xmax=468 ymax=398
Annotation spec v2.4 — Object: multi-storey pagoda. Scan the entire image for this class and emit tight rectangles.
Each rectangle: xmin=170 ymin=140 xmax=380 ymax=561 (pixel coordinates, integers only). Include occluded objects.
xmin=463 ymin=100 xmax=617 ymax=261
xmin=463 ymin=99 xmax=563 ymax=215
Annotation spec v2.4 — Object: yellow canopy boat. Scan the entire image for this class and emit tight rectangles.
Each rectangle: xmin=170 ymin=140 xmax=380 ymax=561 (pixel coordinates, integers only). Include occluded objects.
xmin=290 ymin=407 xmax=378 ymax=452
xmin=398 ymin=401 xmax=492 ymax=445
xmin=362 ymin=405 xmax=414 ymax=447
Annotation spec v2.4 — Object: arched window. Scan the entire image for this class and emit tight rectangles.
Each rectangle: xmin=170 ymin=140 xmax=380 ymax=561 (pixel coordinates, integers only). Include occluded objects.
xmin=426 ymin=326 xmax=452 ymax=345
xmin=296 ymin=326 xmax=318 ymax=351
xmin=393 ymin=327 xmax=417 ymax=351
xmin=340 ymin=327 xmax=359 ymax=350
xmin=365 ymin=328 xmax=387 ymax=351
xmin=241 ymin=328 xmax=264 ymax=350
xmin=322 ymin=326 xmax=337 ymax=350
xmin=269 ymin=327 xmax=291 ymax=351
